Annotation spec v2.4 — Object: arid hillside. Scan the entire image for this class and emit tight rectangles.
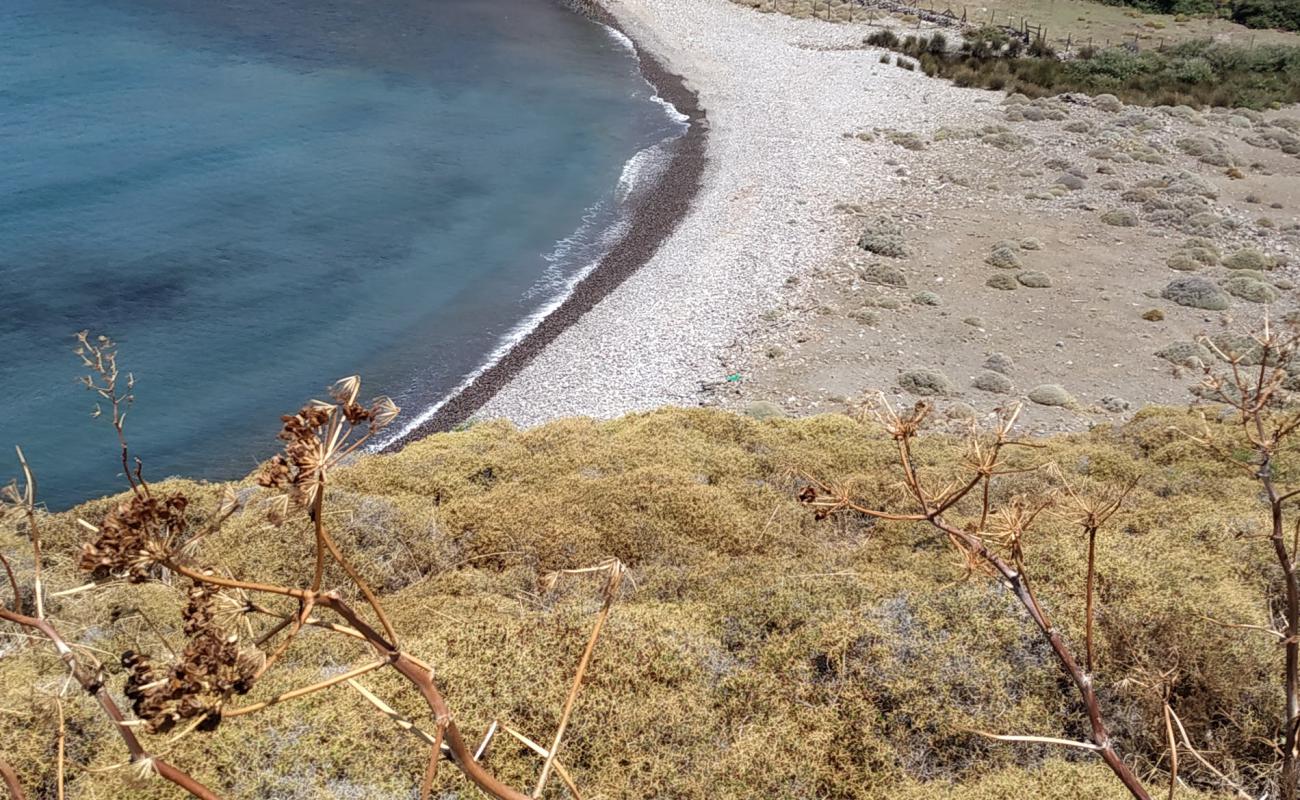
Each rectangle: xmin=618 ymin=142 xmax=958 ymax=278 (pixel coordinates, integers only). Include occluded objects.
xmin=2 ymin=399 xmax=1293 ymax=799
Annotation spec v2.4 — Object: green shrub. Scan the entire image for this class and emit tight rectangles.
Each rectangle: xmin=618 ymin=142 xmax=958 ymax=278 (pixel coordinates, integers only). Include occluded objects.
xmin=866 ymin=29 xmax=900 ymax=48
xmin=873 ymin=34 xmax=1300 ymax=109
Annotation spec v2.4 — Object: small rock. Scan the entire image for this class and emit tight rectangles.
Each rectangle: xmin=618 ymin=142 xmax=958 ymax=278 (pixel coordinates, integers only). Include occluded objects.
xmin=911 ymin=290 xmax=942 ymax=306
xmin=1142 ymin=308 xmax=1165 ymax=321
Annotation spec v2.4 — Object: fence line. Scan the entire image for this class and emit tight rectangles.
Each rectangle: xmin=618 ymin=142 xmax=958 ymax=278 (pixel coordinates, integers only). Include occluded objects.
xmin=749 ymin=0 xmax=1251 ymax=55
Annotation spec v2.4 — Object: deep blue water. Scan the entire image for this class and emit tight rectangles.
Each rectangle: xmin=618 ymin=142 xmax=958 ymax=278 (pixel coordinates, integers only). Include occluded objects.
xmin=0 ymin=0 xmax=680 ymax=508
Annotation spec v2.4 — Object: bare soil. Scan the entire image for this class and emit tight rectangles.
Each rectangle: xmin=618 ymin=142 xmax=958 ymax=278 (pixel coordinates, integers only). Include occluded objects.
xmin=712 ymin=90 xmax=1300 ymax=433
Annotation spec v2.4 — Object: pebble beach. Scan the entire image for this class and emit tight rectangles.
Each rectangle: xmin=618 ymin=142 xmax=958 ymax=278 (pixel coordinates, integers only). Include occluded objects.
xmin=474 ymin=0 xmax=989 ymax=425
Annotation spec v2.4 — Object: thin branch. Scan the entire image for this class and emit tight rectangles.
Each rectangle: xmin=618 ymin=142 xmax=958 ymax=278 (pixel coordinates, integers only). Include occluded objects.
xmin=419 ymin=715 xmax=447 ymax=800
xmin=1200 ymin=613 xmax=1286 ymax=639
xmin=0 ymin=756 xmax=26 ymax=800
xmin=224 ymin=657 xmax=390 ymax=718
xmin=13 ymin=447 xmax=43 ymax=620
xmin=1163 ymin=702 xmax=1177 ymax=800
xmin=0 ymin=553 xmax=19 ymax=614
xmin=1085 ymin=525 xmax=1098 ymax=674
xmin=502 ymin=725 xmax=585 ymax=800
xmin=534 ymin=561 xmax=623 ymax=798
xmin=967 ymin=729 xmax=1102 ymax=751
xmin=1166 ymin=701 xmax=1252 ymax=799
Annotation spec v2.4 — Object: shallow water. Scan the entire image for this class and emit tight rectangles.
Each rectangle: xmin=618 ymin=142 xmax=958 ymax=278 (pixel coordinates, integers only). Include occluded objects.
xmin=0 ymin=0 xmax=678 ymax=508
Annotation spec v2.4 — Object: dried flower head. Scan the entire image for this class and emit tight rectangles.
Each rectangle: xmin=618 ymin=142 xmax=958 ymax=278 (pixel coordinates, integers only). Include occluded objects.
xmin=123 ymin=581 xmax=261 ymax=735
xmin=255 ymin=376 xmax=398 ymax=522
xmin=79 ymin=494 xmax=188 ymax=582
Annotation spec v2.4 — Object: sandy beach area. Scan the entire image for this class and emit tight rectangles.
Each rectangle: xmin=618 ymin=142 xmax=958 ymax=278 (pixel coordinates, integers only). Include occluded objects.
xmin=410 ymin=0 xmax=1299 ymax=438
xmin=473 ymin=0 xmax=990 ymax=426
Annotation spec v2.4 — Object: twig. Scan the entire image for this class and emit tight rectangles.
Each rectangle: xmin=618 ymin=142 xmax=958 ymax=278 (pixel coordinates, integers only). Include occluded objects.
xmin=967 ymin=729 xmax=1102 ymax=751
xmin=1163 ymin=702 xmax=1178 ymax=800
xmin=347 ymin=680 xmax=445 ymax=748
xmin=224 ymin=657 xmax=390 ymax=718
xmin=1085 ymin=525 xmax=1098 ymax=674
xmin=1166 ymin=701 xmax=1252 ymax=799
xmin=0 ymin=553 xmax=20 ymax=614
xmin=1200 ymin=613 xmax=1286 ymax=639
xmin=419 ymin=713 xmax=448 ymax=800
xmin=0 ymin=756 xmax=26 ymax=800
xmin=502 ymin=725 xmax=585 ymax=799
xmin=476 ymin=720 xmax=500 ymax=762
xmin=13 ymin=447 xmax=43 ymax=620
xmin=534 ymin=561 xmax=624 ymax=798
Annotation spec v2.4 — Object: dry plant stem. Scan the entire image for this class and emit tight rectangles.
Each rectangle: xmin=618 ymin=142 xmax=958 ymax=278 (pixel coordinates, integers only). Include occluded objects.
xmin=0 ymin=553 xmax=19 ymax=613
xmin=56 ymin=697 xmax=66 ymax=800
xmin=316 ymin=596 xmax=530 ymax=800
xmin=534 ymin=565 xmax=622 ymax=798
xmin=1259 ymin=439 xmax=1300 ymax=800
xmin=929 ymin=513 xmax=1151 ymax=800
xmin=1085 ymin=525 xmax=1098 ymax=675
xmin=310 ymin=488 xmax=326 ymax=592
xmin=0 ymin=607 xmax=218 ymax=800
xmin=1167 ymin=700 xmax=1253 ymax=798
xmin=502 ymin=725 xmax=584 ymax=799
xmin=224 ymin=657 xmax=390 ymax=718
xmin=254 ymin=595 xmax=316 ymax=679
xmin=419 ymin=718 xmax=447 ymax=800
xmin=1163 ymin=702 xmax=1178 ymax=800
xmin=13 ymin=447 xmax=44 ymax=620
xmin=0 ymin=757 xmax=25 ymax=800
xmin=314 ymin=522 xmax=397 ymax=645
xmin=812 ymin=401 xmax=1151 ymax=800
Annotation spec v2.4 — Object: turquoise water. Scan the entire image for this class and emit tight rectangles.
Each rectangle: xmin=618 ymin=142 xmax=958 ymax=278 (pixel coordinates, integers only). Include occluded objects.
xmin=0 ymin=0 xmax=679 ymax=508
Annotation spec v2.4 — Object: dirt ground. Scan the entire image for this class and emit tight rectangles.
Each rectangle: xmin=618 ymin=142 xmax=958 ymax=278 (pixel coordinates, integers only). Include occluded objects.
xmin=711 ymin=89 xmax=1300 ymax=434
xmin=736 ymin=0 xmax=1300 ymax=50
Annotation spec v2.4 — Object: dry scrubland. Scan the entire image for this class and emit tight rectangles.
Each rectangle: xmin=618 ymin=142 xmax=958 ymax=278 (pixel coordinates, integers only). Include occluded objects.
xmin=1 ymin=404 xmax=1294 ymax=798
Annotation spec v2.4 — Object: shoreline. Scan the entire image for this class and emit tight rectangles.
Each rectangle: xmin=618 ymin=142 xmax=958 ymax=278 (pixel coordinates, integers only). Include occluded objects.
xmin=380 ymin=0 xmax=706 ymax=452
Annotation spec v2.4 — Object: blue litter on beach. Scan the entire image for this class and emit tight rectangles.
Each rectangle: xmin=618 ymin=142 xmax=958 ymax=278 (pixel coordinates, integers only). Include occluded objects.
xmin=726 ymin=373 xmax=743 ymax=383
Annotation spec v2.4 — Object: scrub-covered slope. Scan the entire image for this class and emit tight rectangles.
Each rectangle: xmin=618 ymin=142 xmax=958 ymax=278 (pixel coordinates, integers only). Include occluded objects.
xmin=0 ymin=407 xmax=1280 ymax=798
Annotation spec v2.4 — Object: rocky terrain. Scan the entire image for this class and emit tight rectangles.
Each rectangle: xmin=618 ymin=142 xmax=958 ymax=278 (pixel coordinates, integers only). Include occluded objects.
xmin=715 ymin=78 xmax=1300 ymax=432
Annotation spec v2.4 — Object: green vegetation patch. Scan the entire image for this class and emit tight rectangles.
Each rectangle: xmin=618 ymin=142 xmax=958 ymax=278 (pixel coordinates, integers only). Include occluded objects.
xmin=872 ymin=30 xmax=1300 ymax=108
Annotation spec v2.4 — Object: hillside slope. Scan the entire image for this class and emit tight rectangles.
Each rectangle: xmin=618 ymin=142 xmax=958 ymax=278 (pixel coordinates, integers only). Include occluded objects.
xmin=0 ymin=407 xmax=1281 ymax=798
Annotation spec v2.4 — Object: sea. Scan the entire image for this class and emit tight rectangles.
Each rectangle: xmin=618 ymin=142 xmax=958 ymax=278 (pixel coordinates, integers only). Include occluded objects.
xmin=0 ymin=0 xmax=685 ymax=509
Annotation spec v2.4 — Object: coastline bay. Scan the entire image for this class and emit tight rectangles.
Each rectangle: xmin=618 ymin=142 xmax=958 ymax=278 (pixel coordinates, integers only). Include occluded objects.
xmin=0 ymin=0 xmax=677 ymax=508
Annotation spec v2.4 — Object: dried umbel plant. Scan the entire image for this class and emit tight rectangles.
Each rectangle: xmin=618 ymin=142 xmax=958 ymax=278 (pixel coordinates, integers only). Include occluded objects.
xmin=0 ymin=334 xmax=625 ymax=800
xmin=799 ymin=396 xmax=1153 ymax=800
xmin=1179 ymin=318 xmax=1300 ymax=800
